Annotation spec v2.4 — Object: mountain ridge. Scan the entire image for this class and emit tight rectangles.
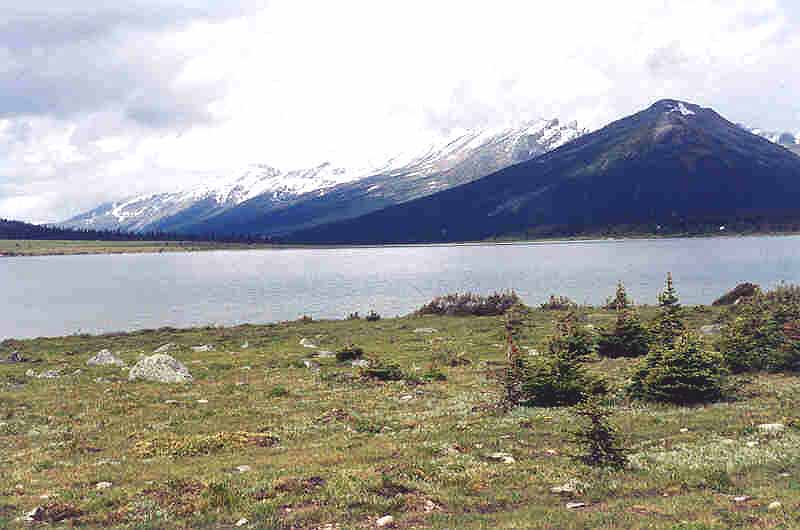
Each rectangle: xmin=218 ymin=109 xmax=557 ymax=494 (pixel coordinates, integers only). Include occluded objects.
xmin=285 ymin=99 xmax=800 ymax=244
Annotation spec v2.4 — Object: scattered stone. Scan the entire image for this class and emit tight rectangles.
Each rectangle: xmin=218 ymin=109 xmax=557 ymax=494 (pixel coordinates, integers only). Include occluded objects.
xmin=21 ymin=506 xmax=44 ymax=522
xmin=399 ymin=394 xmax=414 ymax=401
xmin=241 ymin=341 xmax=250 ymax=349
xmin=566 ymin=502 xmax=586 ymax=509
xmin=236 ymin=518 xmax=249 ymax=527
xmin=351 ymin=359 xmax=370 ymax=368
xmin=779 ymin=472 xmax=791 ymax=477
xmin=423 ymin=499 xmax=439 ymax=512
xmin=154 ymin=343 xmax=174 ymax=353
xmin=164 ymin=399 xmax=180 ymax=405
xmin=26 ymin=369 xmax=62 ymax=379
xmin=746 ymin=441 xmax=759 ymax=448
xmin=303 ymin=359 xmax=320 ymax=370
xmin=680 ymin=428 xmax=689 ymax=433
xmin=768 ymin=501 xmax=783 ymax=511
xmin=95 ymin=482 xmax=113 ymax=490
xmin=315 ymin=350 xmax=336 ymax=358
xmin=375 ymin=515 xmax=395 ymax=527
xmin=699 ymin=324 xmax=722 ymax=336
xmin=545 ymin=449 xmax=559 ymax=456
xmin=191 ymin=344 xmax=215 ymax=353
xmin=488 ymin=452 xmax=515 ymax=464
xmin=197 ymin=399 xmax=209 ymax=404
xmin=1 ymin=351 xmax=28 ymax=364
xmin=300 ymin=338 xmax=318 ymax=349
xmin=235 ymin=465 xmax=252 ymax=473
xmin=241 ymin=366 xmax=252 ymax=370
xmin=733 ymin=495 xmax=751 ymax=503
xmin=128 ymin=354 xmax=193 ymax=383
xmin=236 ymin=381 xmax=248 ymax=386
xmin=87 ymin=350 xmax=126 ymax=367
xmin=413 ymin=328 xmax=438 ymax=334
xmin=758 ymin=423 xmax=785 ymax=435
xmin=551 ymin=482 xmax=578 ymax=494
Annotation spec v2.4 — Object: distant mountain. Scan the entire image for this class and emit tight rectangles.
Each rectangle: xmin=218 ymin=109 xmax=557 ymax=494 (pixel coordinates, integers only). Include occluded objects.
xmin=61 ymin=119 xmax=585 ymax=235
xmin=0 ymin=218 xmax=185 ymax=242
xmin=287 ymin=100 xmax=800 ymax=244
xmin=745 ymin=126 xmax=800 ymax=156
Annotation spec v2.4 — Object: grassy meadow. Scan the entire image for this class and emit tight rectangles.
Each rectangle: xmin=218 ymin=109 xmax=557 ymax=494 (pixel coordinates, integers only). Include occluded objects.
xmin=1 ymin=306 xmax=798 ymax=529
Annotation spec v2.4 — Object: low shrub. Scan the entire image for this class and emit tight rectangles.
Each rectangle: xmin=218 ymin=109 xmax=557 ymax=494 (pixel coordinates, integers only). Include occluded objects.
xmin=717 ymin=286 xmax=800 ymax=372
xmin=521 ymin=353 xmax=607 ymax=407
xmin=335 ymin=344 xmax=364 ymax=362
xmin=548 ymin=312 xmax=595 ymax=361
xmin=540 ymin=295 xmax=578 ymax=311
xmin=417 ymin=291 xmax=522 ymax=316
xmin=597 ymin=309 xmax=650 ymax=358
xmin=712 ymin=282 xmax=760 ymax=306
xmin=629 ymin=334 xmax=727 ymax=404
xmin=359 ymin=359 xmax=405 ymax=381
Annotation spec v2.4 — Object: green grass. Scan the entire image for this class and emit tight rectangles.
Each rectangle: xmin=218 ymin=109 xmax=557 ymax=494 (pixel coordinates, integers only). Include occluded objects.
xmin=0 ymin=240 xmax=270 ymax=257
xmin=1 ymin=309 xmax=798 ymax=528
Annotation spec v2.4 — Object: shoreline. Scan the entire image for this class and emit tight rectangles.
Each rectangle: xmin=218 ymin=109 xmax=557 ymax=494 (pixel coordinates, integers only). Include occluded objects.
xmin=2 ymin=230 xmax=799 ymax=258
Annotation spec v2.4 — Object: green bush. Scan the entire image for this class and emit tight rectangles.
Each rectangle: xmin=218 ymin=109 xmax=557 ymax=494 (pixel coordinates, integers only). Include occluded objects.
xmin=359 ymin=359 xmax=405 ymax=381
xmin=548 ymin=312 xmax=595 ymax=361
xmin=540 ymin=294 xmax=578 ymax=311
xmin=712 ymin=282 xmax=760 ymax=306
xmin=335 ymin=344 xmax=364 ymax=362
xmin=598 ymin=309 xmax=650 ymax=358
xmin=521 ymin=353 xmax=607 ymax=407
xmin=417 ymin=291 xmax=522 ymax=316
xmin=717 ymin=287 xmax=800 ymax=373
xmin=630 ymin=334 xmax=727 ymax=404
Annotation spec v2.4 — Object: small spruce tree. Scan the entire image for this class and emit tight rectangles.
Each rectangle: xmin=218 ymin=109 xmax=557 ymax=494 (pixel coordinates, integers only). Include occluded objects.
xmin=571 ymin=396 xmax=628 ymax=468
xmin=598 ymin=308 xmax=650 ymax=358
xmin=649 ymin=273 xmax=685 ymax=347
xmin=604 ymin=281 xmax=632 ymax=311
xmin=548 ymin=311 xmax=595 ymax=361
xmin=629 ymin=333 xmax=727 ymax=404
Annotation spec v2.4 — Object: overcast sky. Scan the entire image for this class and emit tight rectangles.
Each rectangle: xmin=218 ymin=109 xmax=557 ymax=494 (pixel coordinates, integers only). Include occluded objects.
xmin=2 ymin=0 xmax=799 ymax=223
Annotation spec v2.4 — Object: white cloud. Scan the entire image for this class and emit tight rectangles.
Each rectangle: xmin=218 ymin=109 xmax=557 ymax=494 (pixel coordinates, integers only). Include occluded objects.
xmin=1 ymin=0 xmax=799 ymax=223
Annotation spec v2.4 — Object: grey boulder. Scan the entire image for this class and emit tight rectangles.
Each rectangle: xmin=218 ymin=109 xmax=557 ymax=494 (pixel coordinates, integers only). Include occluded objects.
xmin=129 ymin=354 xmax=193 ymax=383
xmin=87 ymin=350 xmax=127 ymax=367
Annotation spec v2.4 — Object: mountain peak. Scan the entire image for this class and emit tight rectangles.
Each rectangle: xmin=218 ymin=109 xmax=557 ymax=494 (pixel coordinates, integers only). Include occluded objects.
xmin=649 ymin=99 xmax=702 ymax=117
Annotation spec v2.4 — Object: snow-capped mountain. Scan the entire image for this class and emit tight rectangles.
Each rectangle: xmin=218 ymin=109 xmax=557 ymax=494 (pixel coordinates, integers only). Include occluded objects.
xmin=61 ymin=118 xmax=585 ymax=235
xmin=742 ymin=126 xmax=800 ymax=155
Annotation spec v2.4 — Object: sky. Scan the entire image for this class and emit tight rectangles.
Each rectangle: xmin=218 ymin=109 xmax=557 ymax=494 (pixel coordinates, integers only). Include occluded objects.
xmin=1 ymin=0 xmax=799 ymax=223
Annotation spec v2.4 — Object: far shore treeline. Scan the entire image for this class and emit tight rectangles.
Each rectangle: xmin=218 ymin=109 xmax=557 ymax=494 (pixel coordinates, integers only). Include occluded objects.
xmin=0 ymin=218 xmax=264 ymax=243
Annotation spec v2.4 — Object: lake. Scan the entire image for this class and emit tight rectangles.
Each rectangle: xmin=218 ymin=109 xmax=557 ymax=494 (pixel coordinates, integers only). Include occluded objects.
xmin=3 ymin=236 xmax=800 ymax=340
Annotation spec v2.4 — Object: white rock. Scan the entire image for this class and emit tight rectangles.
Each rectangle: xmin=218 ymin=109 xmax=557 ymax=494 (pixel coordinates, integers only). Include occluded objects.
xmin=699 ymin=324 xmax=722 ymax=336
xmin=241 ymin=341 xmax=249 ymax=349
xmin=488 ymin=452 xmax=515 ymax=464
xmin=757 ymin=423 xmax=785 ymax=435
xmin=679 ymin=428 xmax=689 ymax=433
xmin=551 ymin=482 xmax=577 ymax=494
xmin=87 ymin=350 xmax=126 ymax=367
xmin=303 ymin=359 xmax=319 ymax=369
xmin=768 ymin=501 xmax=782 ymax=511
xmin=191 ymin=344 xmax=215 ymax=353
xmin=300 ymin=338 xmax=318 ymax=349
xmin=413 ymin=328 xmax=438 ymax=334
xmin=566 ymin=502 xmax=586 ymax=509
xmin=154 ymin=343 xmax=174 ymax=353
xmin=128 ymin=354 xmax=193 ymax=384
xmin=22 ymin=506 xmax=44 ymax=522
xmin=733 ymin=495 xmax=750 ymax=503
xmin=236 ymin=518 xmax=249 ymax=527
xmin=235 ymin=465 xmax=252 ymax=473
xmin=197 ymin=399 xmax=209 ymax=404
xmin=315 ymin=350 xmax=336 ymax=358
xmin=375 ymin=515 xmax=395 ymax=527
xmin=96 ymin=481 xmax=113 ymax=490
xmin=746 ymin=441 xmax=759 ymax=448
xmin=351 ymin=359 xmax=370 ymax=368
xmin=399 ymin=395 xmax=414 ymax=401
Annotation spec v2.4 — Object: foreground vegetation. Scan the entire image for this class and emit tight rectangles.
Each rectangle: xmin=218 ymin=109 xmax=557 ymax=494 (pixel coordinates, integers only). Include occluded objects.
xmin=1 ymin=285 xmax=799 ymax=528
xmin=0 ymin=240 xmax=269 ymax=257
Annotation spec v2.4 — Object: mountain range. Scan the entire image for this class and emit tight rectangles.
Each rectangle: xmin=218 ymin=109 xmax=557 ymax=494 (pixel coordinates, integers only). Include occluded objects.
xmin=60 ymin=119 xmax=585 ymax=236
xmin=287 ymin=100 xmax=800 ymax=244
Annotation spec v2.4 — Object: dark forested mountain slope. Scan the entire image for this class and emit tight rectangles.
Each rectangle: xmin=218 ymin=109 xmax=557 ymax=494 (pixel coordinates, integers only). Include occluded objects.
xmin=287 ymin=100 xmax=800 ymax=244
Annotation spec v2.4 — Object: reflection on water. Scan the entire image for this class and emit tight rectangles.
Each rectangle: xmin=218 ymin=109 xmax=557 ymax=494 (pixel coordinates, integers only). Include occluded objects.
xmin=3 ymin=236 xmax=800 ymax=340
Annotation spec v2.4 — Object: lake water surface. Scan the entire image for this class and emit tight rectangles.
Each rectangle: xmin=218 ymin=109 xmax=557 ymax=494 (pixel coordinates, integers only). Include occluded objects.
xmin=3 ymin=236 xmax=800 ymax=340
